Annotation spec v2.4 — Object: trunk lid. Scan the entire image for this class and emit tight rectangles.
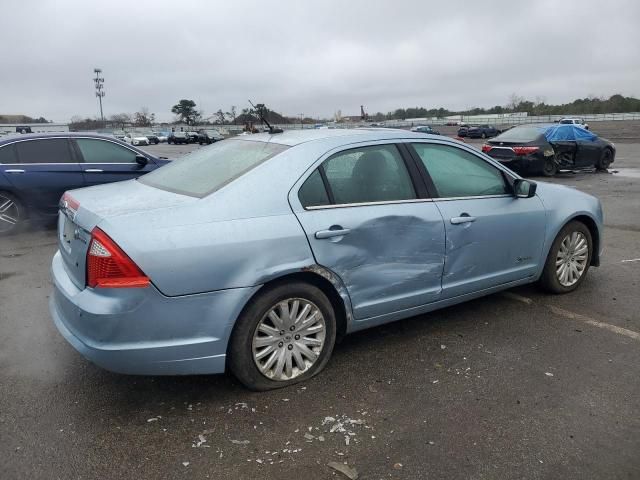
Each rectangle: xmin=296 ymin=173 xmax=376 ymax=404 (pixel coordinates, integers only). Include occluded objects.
xmin=57 ymin=179 xmax=196 ymax=289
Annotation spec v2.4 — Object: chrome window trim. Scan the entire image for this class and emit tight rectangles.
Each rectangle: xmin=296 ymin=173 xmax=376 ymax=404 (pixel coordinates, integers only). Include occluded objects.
xmin=434 ymin=194 xmax=513 ymax=202
xmin=305 ymin=198 xmax=433 ymax=210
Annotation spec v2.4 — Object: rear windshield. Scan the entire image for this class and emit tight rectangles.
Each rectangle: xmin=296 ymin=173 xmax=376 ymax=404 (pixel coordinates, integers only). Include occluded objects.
xmin=493 ymin=126 xmax=545 ymax=143
xmin=139 ymin=139 xmax=288 ymax=197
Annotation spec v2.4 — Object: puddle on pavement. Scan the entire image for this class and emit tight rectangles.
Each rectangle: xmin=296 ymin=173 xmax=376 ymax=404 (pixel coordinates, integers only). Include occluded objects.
xmin=611 ymin=168 xmax=640 ymax=178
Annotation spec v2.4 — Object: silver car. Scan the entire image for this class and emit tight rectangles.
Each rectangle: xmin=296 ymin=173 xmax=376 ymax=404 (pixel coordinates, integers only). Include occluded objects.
xmin=50 ymin=129 xmax=603 ymax=390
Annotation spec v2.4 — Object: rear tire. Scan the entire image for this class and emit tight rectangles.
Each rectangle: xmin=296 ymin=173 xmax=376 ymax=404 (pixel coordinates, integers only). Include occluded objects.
xmin=542 ymin=158 xmax=558 ymax=177
xmin=596 ymin=148 xmax=613 ymax=171
xmin=539 ymin=221 xmax=592 ymax=294
xmin=228 ymin=281 xmax=337 ymax=391
xmin=0 ymin=191 xmax=26 ymax=235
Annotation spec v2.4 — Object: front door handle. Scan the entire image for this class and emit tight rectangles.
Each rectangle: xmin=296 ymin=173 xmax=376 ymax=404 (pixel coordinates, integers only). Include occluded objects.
xmin=85 ymin=169 xmax=103 ymax=173
xmin=4 ymin=169 xmax=25 ymax=174
xmin=315 ymin=227 xmax=351 ymax=239
xmin=450 ymin=214 xmax=477 ymax=225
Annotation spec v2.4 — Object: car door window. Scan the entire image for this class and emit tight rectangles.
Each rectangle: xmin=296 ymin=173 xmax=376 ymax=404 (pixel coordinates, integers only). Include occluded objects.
xmin=298 ymin=169 xmax=330 ymax=207
xmin=320 ymin=144 xmax=415 ymax=205
xmin=15 ymin=139 xmax=73 ymax=164
xmin=0 ymin=144 xmax=18 ymax=164
xmin=413 ymin=143 xmax=509 ymax=198
xmin=76 ymin=138 xmax=137 ymax=164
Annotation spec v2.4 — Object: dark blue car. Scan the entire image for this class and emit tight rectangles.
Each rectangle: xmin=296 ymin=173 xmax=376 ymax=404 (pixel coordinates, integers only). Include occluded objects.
xmin=0 ymin=132 xmax=169 ymax=234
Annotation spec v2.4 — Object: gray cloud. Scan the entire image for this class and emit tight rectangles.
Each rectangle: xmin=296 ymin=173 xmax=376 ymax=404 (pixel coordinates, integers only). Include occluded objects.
xmin=1 ymin=0 xmax=639 ymax=122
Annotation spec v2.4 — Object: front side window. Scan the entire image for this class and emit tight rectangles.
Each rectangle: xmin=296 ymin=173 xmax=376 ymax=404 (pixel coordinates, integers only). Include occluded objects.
xmin=320 ymin=144 xmax=416 ymax=205
xmin=139 ymin=139 xmax=288 ymax=197
xmin=15 ymin=139 xmax=73 ymax=164
xmin=76 ymin=139 xmax=137 ymax=164
xmin=413 ymin=143 xmax=509 ymax=198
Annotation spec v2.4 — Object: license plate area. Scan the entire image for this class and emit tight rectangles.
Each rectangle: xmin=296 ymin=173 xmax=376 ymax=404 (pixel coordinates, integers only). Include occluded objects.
xmin=61 ymin=213 xmax=75 ymax=254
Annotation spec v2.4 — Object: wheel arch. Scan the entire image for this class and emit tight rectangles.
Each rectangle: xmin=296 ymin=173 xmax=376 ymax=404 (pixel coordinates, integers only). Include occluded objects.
xmin=546 ymin=214 xmax=601 ymax=268
xmin=228 ymin=266 xmax=353 ymax=354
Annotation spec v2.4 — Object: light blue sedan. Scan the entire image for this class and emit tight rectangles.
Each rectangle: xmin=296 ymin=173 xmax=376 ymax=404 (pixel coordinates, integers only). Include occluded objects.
xmin=50 ymin=129 xmax=603 ymax=390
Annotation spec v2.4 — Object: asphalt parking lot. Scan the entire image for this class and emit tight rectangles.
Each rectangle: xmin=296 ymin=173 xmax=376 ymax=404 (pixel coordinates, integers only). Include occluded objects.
xmin=1 ymin=139 xmax=639 ymax=479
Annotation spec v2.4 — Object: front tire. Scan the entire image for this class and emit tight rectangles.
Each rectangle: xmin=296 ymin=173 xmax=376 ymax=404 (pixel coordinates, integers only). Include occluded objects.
xmin=0 ymin=191 xmax=26 ymax=235
xmin=228 ymin=281 xmax=337 ymax=391
xmin=596 ymin=148 xmax=613 ymax=171
xmin=539 ymin=221 xmax=592 ymax=293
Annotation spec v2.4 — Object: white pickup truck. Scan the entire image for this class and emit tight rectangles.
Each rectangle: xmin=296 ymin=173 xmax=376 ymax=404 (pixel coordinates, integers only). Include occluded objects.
xmin=560 ymin=118 xmax=589 ymax=130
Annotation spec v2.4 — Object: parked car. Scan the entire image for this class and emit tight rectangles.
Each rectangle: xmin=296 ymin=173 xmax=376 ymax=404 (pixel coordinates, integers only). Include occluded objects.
xmin=482 ymin=124 xmax=615 ymax=176
xmin=124 ymin=133 xmax=150 ymax=146
xmin=0 ymin=133 xmax=168 ymax=234
xmin=50 ymin=129 xmax=603 ymax=390
xmin=112 ymin=131 xmax=127 ymax=141
xmin=198 ymin=129 xmax=225 ymax=145
xmin=154 ymin=132 xmax=169 ymax=143
xmin=560 ymin=118 xmax=589 ymax=130
xmin=167 ymin=132 xmax=189 ymax=144
xmin=457 ymin=125 xmax=470 ymax=137
xmin=186 ymin=131 xmax=200 ymax=144
xmin=142 ymin=132 xmax=160 ymax=145
xmin=467 ymin=124 xmax=499 ymax=139
xmin=410 ymin=125 xmax=441 ymax=135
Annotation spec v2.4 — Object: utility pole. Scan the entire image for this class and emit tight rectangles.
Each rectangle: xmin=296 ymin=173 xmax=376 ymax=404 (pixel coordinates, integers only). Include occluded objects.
xmin=299 ymin=113 xmax=304 ymax=130
xmin=93 ymin=68 xmax=105 ymax=123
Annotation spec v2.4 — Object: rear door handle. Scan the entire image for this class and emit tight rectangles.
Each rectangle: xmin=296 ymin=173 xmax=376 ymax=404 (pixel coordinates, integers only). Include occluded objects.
xmin=4 ymin=169 xmax=25 ymax=174
xmin=315 ymin=228 xmax=351 ymax=239
xmin=85 ymin=169 xmax=103 ymax=173
xmin=450 ymin=215 xmax=477 ymax=225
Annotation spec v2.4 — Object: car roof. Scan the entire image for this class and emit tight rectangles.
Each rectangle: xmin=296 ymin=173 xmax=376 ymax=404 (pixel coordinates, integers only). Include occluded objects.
xmin=235 ymin=128 xmax=439 ymax=147
xmin=0 ymin=131 xmax=123 ymax=145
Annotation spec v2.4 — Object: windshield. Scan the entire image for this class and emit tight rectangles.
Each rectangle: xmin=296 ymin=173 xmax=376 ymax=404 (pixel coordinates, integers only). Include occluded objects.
xmin=139 ymin=139 xmax=288 ymax=197
xmin=560 ymin=119 xmax=573 ymax=124
xmin=493 ymin=126 xmax=545 ymax=143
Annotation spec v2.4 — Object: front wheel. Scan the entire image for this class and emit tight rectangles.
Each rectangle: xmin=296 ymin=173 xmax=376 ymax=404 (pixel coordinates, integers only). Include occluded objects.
xmin=539 ymin=221 xmax=592 ymax=293
xmin=596 ymin=148 xmax=613 ymax=171
xmin=228 ymin=282 xmax=337 ymax=390
xmin=0 ymin=192 xmax=26 ymax=235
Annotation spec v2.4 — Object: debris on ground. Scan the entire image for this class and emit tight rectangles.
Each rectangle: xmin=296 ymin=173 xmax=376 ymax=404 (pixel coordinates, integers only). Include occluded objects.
xmin=394 ymin=462 xmax=403 ymax=469
xmin=181 ymin=462 xmax=189 ymax=467
xmin=327 ymin=461 xmax=359 ymax=479
xmin=545 ymin=372 xmax=554 ymax=377
xmin=230 ymin=439 xmax=250 ymax=445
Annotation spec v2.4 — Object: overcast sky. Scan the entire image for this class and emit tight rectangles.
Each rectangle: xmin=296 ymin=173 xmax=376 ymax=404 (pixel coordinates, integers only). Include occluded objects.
xmin=1 ymin=0 xmax=639 ymax=122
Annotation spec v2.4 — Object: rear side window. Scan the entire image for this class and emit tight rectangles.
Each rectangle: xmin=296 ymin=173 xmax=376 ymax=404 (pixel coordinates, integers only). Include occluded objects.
xmin=76 ymin=139 xmax=137 ymax=164
xmin=0 ymin=144 xmax=18 ymax=164
xmin=413 ymin=143 xmax=508 ymax=198
xmin=139 ymin=139 xmax=288 ymax=197
xmin=298 ymin=169 xmax=330 ymax=207
xmin=15 ymin=139 xmax=73 ymax=164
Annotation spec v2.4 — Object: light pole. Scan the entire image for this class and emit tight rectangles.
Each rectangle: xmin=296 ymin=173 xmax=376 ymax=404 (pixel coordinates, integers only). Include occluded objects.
xmin=93 ymin=68 xmax=105 ymax=123
xmin=299 ymin=113 xmax=304 ymax=130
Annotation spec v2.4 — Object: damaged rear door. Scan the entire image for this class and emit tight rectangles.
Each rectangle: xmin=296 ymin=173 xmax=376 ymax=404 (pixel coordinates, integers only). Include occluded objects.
xmin=410 ymin=142 xmax=546 ymax=299
xmin=290 ymin=143 xmax=446 ymax=320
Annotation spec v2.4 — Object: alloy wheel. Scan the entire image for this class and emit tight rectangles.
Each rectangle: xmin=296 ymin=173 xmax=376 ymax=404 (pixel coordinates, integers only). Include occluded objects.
xmin=0 ymin=195 xmax=20 ymax=233
xmin=555 ymin=231 xmax=589 ymax=287
xmin=252 ymin=298 xmax=326 ymax=381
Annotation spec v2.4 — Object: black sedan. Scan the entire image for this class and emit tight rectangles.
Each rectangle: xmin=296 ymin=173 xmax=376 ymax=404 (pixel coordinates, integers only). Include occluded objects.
xmin=482 ymin=124 xmax=615 ymax=177
xmin=468 ymin=124 xmax=499 ymax=139
xmin=197 ymin=129 xmax=225 ymax=144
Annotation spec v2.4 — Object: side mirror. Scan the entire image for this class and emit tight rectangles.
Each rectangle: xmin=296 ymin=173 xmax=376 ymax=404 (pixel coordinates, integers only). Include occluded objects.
xmin=135 ymin=155 xmax=148 ymax=166
xmin=514 ymin=178 xmax=537 ymax=198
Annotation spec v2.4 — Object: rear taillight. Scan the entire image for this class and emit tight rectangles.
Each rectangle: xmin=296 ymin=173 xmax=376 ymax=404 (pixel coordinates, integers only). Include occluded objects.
xmin=512 ymin=146 xmax=540 ymax=156
xmin=481 ymin=144 xmax=493 ymax=153
xmin=86 ymin=228 xmax=149 ymax=288
xmin=61 ymin=192 xmax=80 ymax=211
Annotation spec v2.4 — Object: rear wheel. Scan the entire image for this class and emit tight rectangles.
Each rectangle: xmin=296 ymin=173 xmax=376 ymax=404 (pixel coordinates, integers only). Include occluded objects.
xmin=539 ymin=221 xmax=592 ymax=293
xmin=542 ymin=158 xmax=558 ymax=177
xmin=596 ymin=148 xmax=613 ymax=171
xmin=0 ymin=192 xmax=26 ymax=235
xmin=228 ymin=281 xmax=337 ymax=390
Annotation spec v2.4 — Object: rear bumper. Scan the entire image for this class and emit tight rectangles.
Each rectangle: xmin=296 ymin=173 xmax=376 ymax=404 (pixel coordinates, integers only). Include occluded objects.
xmin=49 ymin=251 xmax=259 ymax=375
xmin=494 ymin=155 xmax=545 ymax=175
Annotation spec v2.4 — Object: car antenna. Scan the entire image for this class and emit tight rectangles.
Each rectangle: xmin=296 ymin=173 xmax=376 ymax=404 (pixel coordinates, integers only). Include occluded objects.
xmin=248 ymin=100 xmax=283 ymax=134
